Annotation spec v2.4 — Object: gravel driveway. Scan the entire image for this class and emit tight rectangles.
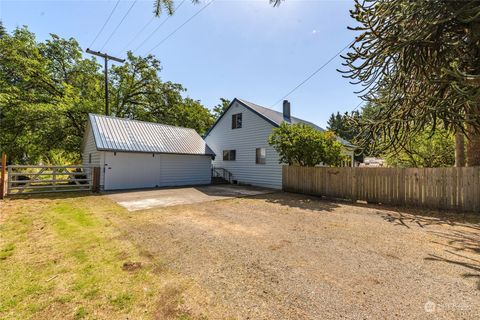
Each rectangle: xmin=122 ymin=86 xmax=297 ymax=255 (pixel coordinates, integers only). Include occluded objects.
xmin=118 ymin=192 xmax=480 ymax=319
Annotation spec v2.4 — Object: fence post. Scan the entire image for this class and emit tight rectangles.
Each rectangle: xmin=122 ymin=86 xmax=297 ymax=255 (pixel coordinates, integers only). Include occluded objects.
xmin=0 ymin=152 xmax=6 ymax=199
xmin=351 ymin=167 xmax=357 ymax=202
xmin=92 ymin=167 xmax=100 ymax=193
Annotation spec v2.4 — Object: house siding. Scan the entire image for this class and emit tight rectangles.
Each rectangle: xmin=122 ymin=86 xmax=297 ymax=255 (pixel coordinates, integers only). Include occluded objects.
xmin=205 ymin=101 xmax=283 ymax=189
xmin=82 ymin=124 xmax=104 ymax=185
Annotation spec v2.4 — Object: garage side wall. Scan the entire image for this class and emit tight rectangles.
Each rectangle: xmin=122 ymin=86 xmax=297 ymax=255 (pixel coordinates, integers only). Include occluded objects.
xmin=159 ymin=154 xmax=212 ymax=187
xmin=82 ymin=125 xmax=104 ymax=185
xmin=82 ymin=125 xmax=101 ymax=166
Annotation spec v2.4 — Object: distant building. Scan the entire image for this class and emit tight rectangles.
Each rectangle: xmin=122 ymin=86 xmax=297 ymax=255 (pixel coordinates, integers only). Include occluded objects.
xmin=360 ymin=157 xmax=386 ymax=167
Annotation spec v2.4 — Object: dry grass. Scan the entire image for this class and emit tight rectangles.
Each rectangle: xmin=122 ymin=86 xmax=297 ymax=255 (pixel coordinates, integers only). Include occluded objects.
xmin=2 ymin=191 xmax=479 ymax=319
xmin=0 ymin=194 xmax=196 ymax=320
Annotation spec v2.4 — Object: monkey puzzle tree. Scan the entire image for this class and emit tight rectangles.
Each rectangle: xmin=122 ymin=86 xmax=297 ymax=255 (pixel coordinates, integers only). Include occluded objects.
xmin=340 ymin=0 xmax=480 ymax=166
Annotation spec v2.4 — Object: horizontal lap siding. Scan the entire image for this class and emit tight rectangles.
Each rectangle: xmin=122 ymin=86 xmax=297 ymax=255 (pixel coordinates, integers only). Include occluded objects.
xmin=82 ymin=125 xmax=103 ymax=184
xmin=205 ymin=101 xmax=282 ymax=189
xmin=82 ymin=125 xmax=102 ymax=166
xmin=159 ymin=154 xmax=212 ymax=187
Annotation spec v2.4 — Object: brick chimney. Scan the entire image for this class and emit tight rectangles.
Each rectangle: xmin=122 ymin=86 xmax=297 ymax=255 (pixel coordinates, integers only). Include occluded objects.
xmin=283 ymin=100 xmax=291 ymax=121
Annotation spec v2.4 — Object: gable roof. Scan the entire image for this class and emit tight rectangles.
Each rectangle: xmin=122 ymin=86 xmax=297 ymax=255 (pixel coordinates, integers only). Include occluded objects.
xmin=205 ymin=98 xmax=355 ymax=148
xmin=87 ymin=114 xmax=215 ymax=156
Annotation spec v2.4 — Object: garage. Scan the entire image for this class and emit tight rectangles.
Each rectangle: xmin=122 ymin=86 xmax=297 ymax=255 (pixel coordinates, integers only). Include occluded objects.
xmin=82 ymin=114 xmax=215 ymax=191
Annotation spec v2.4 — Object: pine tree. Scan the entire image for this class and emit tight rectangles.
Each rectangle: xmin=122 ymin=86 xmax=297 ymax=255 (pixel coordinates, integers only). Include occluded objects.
xmin=0 ymin=21 xmax=7 ymax=38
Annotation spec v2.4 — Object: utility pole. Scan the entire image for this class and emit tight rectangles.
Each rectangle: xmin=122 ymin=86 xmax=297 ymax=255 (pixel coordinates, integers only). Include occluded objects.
xmin=86 ymin=49 xmax=125 ymax=116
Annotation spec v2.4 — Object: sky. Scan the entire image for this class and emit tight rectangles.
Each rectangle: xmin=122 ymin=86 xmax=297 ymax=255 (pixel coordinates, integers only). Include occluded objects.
xmin=0 ymin=0 xmax=362 ymax=128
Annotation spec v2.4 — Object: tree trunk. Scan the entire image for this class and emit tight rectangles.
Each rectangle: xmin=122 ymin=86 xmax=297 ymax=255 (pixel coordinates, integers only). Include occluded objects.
xmin=466 ymin=115 xmax=480 ymax=166
xmin=455 ymin=129 xmax=466 ymax=167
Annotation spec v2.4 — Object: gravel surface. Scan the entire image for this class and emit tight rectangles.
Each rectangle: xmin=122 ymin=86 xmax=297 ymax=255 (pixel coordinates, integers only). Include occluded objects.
xmin=119 ymin=192 xmax=480 ymax=319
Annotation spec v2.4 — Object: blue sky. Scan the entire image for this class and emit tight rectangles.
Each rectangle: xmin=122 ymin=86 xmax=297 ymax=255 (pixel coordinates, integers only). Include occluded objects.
xmin=0 ymin=0 xmax=361 ymax=128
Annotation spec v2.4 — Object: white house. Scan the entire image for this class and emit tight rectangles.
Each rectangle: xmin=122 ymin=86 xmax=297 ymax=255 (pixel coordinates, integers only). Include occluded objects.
xmin=204 ymin=98 xmax=355 ymax=189
xmin=82 ymin=114 xmax=215 ymax=190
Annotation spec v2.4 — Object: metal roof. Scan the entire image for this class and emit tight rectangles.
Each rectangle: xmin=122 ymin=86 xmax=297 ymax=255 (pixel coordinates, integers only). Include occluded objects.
xmin=89 ymin=114 xmax=215 ymax=156
xmin=206 ymin=98 xmax=355 ymax=148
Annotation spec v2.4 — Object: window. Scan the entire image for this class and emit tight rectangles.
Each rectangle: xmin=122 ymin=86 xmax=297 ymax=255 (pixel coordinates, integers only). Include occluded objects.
xmin=232 ymin=113 xmax=242 ymax=129
xmin=256 ymin=148 xmax=266 ymax=164
xmin=223 ymin=150 xmax=236 ymax=161
xmin=88 ymin=153 xmax=92 ymax=164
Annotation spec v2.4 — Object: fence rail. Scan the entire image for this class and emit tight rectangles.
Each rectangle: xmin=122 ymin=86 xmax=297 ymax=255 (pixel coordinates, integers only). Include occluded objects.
xmin=5 ymin=165 xmax=100 ymax=195
xmin=283 ymin=166 xmax=480 ymax=212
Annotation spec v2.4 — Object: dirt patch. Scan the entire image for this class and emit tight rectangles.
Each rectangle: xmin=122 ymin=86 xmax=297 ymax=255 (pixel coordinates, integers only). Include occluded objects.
xmin=118 ymin=192 xmax=480 ymax=319
xmin=121 ymin=261 xmax=142 ymax=271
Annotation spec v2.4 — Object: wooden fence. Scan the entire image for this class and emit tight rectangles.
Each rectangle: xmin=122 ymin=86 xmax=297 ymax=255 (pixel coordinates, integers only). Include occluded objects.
xmin=283 ymin=166 xmax=480 ymax=212
xmin=4 ymin=165 xmax=100 ymax=196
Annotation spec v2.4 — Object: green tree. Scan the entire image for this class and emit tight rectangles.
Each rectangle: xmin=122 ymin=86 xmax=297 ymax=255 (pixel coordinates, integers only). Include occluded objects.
xmin=40 ymin=34 xmax=104 ymax=155
xmin=212 ymin=98 xmax=230 ymax=120
xmin=341 ymin=1 xmax=480 ymax=166
xmin=327 ymin=112 xmax=354 ymax=141
xmin=0 ymin=21 xmax=6 ymax=38
xmin=268 ymin=123 xmax=344 ymax=167
xmin=0 ymin=27 xmax=70 ymax=163
xmin=384 ymin=127 xmax=455 ymax=168
xmin=109 ymin=52 xmax=214 ymax=134
xmin=0 ymin=26 xmax=216 ymax=163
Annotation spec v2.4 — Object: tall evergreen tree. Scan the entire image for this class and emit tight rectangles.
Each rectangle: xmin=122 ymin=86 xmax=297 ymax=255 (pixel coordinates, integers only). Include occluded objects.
xmin=341 ymin=1 xmax=480 ymax=166
xmin=0 ymin=21 xmax=6 ymax=38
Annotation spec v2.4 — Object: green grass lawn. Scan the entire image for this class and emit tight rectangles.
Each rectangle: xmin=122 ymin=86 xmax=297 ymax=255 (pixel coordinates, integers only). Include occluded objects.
xmin=0 ymin=194 xmax=192 ymax=319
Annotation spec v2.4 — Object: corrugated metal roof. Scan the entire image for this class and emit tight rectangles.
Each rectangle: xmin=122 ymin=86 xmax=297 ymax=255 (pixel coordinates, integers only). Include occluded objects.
xmin=89 ymin=114 xmax=215 ymax=156
xmin=237 ymin=99 xmax=356 ymax=148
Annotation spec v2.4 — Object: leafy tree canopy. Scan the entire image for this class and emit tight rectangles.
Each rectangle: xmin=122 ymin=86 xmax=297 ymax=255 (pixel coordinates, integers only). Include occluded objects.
xmin=384 ymin=127 xmax=455 ymax=168
xmin=268 ymin=123 xmax=345 ymax=167
xmin=0 ymin=26 xmax=216 ymax=164
xmin=212 ymin=98 xmax=231 ymax=120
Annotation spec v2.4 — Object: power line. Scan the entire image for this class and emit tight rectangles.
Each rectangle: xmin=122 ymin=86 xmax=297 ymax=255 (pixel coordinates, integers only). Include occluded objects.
xmin=133 ymin=0 xmax=187 ymax=53
xmin=272 ymin=41 xmax=354 ymax=106
xmin=146 ymin=0 xmax=214 ymax=55
xmin=120 ymin=16 xmax=154 ymax=53
xmin=352 ymin=100 xmax=363 ymax=112
xmin=100 ymin=0 xmax=138 ymax=51
xmin=89 ymin=0 xmax=121 ymax=48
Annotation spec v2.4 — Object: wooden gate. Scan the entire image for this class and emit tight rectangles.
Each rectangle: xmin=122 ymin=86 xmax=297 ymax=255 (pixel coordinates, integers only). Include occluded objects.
xmin=6 ymin=165 xmax=100 ymax=195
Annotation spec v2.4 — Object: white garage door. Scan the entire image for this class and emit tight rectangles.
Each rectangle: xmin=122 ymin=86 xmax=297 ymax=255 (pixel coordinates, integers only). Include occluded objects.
xmin=158 ymin=154 xmax=212 ymax=187
xmin=103 ymin=152 xmax=211 ymax=190
xmin=104 ymin=152 xmax=160 ymax=190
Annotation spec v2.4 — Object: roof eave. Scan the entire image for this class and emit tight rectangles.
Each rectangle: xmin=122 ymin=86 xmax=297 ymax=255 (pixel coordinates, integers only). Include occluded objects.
xmin=96 ymin=148 xmax=215 ymax=157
